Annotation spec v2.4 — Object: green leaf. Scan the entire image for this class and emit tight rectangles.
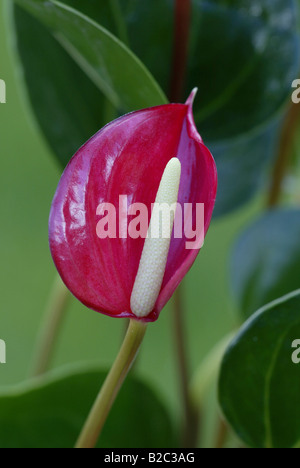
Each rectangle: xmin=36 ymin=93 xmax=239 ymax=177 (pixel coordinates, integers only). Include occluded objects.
xmin=116 ymin=0 xmax=299 ymax=216
xmin=219 ymin=290 xmax=300 ymax=448
xmin=109 ymin=0 xmax=299 ymax=139
xmin=58 ymin=0 xmax=174 ymax=93
xmin=13 ymin=0 xmax=167 ymax=113
xmin=212 ymin=119 xmax=280 ymax=216
xmin=59 ymin=0 xmax=129 ymax=46
xmin=11 ymin=4 xmax=115 ymax=167
xmin=118 ymin=0 xmax=173 ymax=94
xmin=59 ymin=0 xmax=118 ymax=35
xmin=194 ymin=0 xmax=299 ymax=215
xmin=0 ymin=366 xmax=177 ymax=448
xmin=231 ymin=208 xmax=300 ymax=318
xmin=189 ymin=0 xmax=299 ymax=140
xmin=45 ymin=0 xmax=172 ymax=101
xmin=11 ymin=1 xmax=298 ymax=214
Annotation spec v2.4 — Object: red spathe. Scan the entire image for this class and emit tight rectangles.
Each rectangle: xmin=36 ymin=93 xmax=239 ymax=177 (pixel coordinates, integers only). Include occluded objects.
xmin=49 ymin=92 xmax=217 ymax=321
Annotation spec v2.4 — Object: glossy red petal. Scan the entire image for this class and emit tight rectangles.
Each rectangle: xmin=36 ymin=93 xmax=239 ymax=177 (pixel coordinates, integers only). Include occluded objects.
xmin=49 ymin=95 xmax=217 ymax=321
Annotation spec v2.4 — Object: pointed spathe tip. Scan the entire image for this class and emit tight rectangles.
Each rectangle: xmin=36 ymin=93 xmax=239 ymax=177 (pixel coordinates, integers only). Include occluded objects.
xmin=185 ymin=88 xmax=198 ymax=107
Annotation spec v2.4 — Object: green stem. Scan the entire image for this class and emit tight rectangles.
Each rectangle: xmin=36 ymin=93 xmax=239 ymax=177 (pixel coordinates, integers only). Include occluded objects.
xmin=75 ymin=319 xmax=147 ymax=449
xmin=31 ymin=276 xmax=70 ymax=377
xmin=215 ymin=418 xmax=229 ymax=449
xmin=173 ymin=288 xmax=199 ymax=447
xmin=189 ymin=333 xmax=236 ymax=448
xmin=110 ymin=0 xmax=130 ymax=47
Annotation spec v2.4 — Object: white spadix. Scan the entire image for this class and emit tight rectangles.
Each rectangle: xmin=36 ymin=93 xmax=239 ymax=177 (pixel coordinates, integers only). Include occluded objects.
xmin=130 ymin=157 xmax=181 ymax=318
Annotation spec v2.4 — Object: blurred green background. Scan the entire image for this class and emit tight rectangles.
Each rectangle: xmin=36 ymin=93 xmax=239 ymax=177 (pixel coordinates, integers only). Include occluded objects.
xmin=0 ymin=4 xmax=261 ymax=429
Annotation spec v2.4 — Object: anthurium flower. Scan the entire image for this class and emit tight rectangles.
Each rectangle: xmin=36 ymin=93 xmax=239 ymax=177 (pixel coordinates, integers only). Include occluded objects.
xmin=49 ymin=90 xmax=217 ymax=322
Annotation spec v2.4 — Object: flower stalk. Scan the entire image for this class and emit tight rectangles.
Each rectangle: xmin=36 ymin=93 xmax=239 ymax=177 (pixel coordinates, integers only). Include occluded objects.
xmin=173 ymin=288 xmax=199 ymax=447
xmin=76 ymin=319 xmax=147 ymax=449
xmin=31 ymin=276 xmax=70 ymax=377
xmin=170 ymin=0 xmax=198 ymax=448
xmin=267 ymin=101 xmax=300 ymax=207
xmin=170 ymin=0 xmax=191 ymax=102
